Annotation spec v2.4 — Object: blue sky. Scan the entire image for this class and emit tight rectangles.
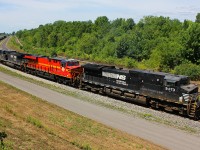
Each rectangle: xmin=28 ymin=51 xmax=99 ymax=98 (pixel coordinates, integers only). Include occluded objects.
xmin=0 ymin=0 xmax=200 ymax=33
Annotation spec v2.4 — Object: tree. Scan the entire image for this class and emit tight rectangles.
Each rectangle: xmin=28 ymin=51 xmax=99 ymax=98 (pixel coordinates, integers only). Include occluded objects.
xmin=185 ymin=23 xmax=200 ymax=64
xmin=94 ymin=16 xmax=109 ymax=27
xmin=124 ymin=18 xmax=135 ymax=30
xmin=115 ymin=35 xmax=129 ymax=58
xmin=77 ymin=33 xmax=97 ymax=55
xmin=48 ymin=32 xmax=58 ymax=47
xmin=195 ymin=13 xmax=200 ymax=23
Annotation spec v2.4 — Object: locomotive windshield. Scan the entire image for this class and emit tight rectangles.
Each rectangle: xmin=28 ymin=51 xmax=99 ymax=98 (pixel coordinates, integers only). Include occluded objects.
xmin=67 ymin=61 xmax=79 ymax=66
xmin=180 ymin=78 xmax=190 ymax=85
xmin=165 ymin=81 xmax=177 ymax=87
xmin=61 ymin=62 xmax=66 ymax=68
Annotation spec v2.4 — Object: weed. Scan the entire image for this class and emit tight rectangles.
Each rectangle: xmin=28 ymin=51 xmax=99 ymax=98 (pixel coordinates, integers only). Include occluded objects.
xmin=136 ymin=144 xmax=144 ymax=149
xmin=44 ymin=127 xmax=56 ymax=136
xmin=48 ymin=113 xmax=67 ymax=128
xmin=0 ymin=120 xmax=3 ymax=127
xmin=26 ymin=116 xmax=43 ymax=128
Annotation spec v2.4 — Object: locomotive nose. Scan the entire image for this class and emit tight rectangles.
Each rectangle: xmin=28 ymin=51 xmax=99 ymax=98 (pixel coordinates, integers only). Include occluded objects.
xmin=180 ymin=84 xmax=198 ymax=94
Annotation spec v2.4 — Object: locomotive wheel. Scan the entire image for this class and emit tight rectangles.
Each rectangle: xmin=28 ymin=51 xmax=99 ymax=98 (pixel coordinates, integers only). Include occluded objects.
xmin=58 ymin=78 xmax=63 ymax=84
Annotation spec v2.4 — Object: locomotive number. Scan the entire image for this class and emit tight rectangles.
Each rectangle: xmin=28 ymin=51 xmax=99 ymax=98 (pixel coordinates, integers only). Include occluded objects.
xmin=165 ymin=87 xmax=175 ymax=92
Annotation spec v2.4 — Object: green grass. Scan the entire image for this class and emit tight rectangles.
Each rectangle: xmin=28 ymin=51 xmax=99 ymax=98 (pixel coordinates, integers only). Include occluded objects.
xmin=26 ymin=116 xmax=43 ymax=128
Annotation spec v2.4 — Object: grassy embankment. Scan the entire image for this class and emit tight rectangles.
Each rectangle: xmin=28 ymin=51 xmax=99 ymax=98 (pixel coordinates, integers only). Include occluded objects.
xmin=0 ymin=81 xmax=164 ymax=150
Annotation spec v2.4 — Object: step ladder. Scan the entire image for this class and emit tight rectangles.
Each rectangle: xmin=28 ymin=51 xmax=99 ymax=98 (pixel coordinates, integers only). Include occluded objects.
xmin=187 ymin=94 xmax=197 ymax=118
xmin=188 ymin=102 xmax=196 ymax=117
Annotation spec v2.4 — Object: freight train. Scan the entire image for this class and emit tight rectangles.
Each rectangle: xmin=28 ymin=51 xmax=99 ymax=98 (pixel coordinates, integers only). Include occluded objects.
xmin=0 ymin=49 xmax=200 ymax=120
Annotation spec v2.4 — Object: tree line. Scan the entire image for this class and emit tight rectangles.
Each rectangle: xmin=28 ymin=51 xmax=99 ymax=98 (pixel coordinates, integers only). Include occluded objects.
xmin=15 ymin=14 xmax=200 ymax=80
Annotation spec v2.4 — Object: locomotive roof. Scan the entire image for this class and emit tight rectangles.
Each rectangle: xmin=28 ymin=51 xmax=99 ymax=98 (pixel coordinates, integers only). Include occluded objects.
xmin=51 ymin=57 xmax=63 ymax=61
xmin=130 ymin=69 xmax=188 ymax=81
xmin=52 ymin=57 xmax=78 ymax=62
xmin=164 ymin=74 xmax=188 ymax=81
xmin=130 ymin=69 xmax=169 ymax=76
xmin=103 ymin=67 xmax=129 ymax=74
xmin=25 ymin=54 xmax=49 ymax=57
xmin=1 ymin=50 xmax=16 ymax=54
xmin=83 ymin=63 xmax=115 ymax=70
xmin=9 ymin=51 xmax=25 ymax=56
xmin=84 ymin=63 xmax=189 ymax=81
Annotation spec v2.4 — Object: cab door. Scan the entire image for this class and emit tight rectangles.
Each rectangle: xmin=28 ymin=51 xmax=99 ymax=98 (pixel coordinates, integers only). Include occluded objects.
xmin=164 ymin=79 xmax=179 ymax=101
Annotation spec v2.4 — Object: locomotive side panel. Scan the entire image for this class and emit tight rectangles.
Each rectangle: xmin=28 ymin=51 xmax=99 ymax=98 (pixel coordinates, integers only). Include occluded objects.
xmin=101 ymin=67 xmax=130 ymax=91
xmin=83 ymin=63 xmax=105 ymax=85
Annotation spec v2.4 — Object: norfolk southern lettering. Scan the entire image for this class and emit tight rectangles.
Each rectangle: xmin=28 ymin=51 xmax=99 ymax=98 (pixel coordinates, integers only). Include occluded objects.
xmin=102 ymin=72 xmax=126 ymax=80
xmin=102 ymin=72 xmax=127 ymax=86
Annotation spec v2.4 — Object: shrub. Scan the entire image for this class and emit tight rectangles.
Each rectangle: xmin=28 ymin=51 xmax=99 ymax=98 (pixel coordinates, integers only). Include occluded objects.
xmin=174 ymin=62 xmax=200 ymax=80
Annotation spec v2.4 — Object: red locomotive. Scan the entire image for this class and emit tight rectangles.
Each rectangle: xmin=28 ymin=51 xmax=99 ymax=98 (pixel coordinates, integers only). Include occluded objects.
xmin=24 ymin=54 xmax=83 ymax=86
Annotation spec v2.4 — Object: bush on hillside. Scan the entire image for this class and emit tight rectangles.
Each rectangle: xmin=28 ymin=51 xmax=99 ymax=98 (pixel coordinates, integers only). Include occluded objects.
xmin=174 ymin=62 xmax=200 ymax=80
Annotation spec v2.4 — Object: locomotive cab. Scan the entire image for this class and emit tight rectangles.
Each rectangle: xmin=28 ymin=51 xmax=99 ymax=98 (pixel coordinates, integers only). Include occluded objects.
xmin=66 ymin=59 xmax=79 ymax=67
xmin=60 ymin=59 xmax=79 ymax=68
xmin=164 ymin=75 xmax=198 ymax=93
xmin=164 ymin=76 xmax=181 ymax=93
xmin=161 ymin=75 xmax=198 ymax=103
xmin=60 ymin=59 xmax=83 ymax=79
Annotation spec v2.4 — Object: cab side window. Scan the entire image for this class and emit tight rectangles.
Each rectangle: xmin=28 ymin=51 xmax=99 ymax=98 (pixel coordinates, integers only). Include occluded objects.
xmin=61 ymin=63 xmax=66 ymax=68
xmin=165 ymin=80 xmax=177 ymax=87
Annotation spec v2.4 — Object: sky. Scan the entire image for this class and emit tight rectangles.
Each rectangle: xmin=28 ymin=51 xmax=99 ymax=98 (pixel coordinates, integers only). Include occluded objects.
xmin=0 ymin=0 xmax=200 ymax=33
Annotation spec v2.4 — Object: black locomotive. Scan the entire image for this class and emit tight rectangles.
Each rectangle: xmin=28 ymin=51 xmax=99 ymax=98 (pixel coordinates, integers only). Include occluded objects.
xmin=82 ymin=63 xmax=200 ymax=119
xmin=0 ymin=49 xmax=200 ymax=119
